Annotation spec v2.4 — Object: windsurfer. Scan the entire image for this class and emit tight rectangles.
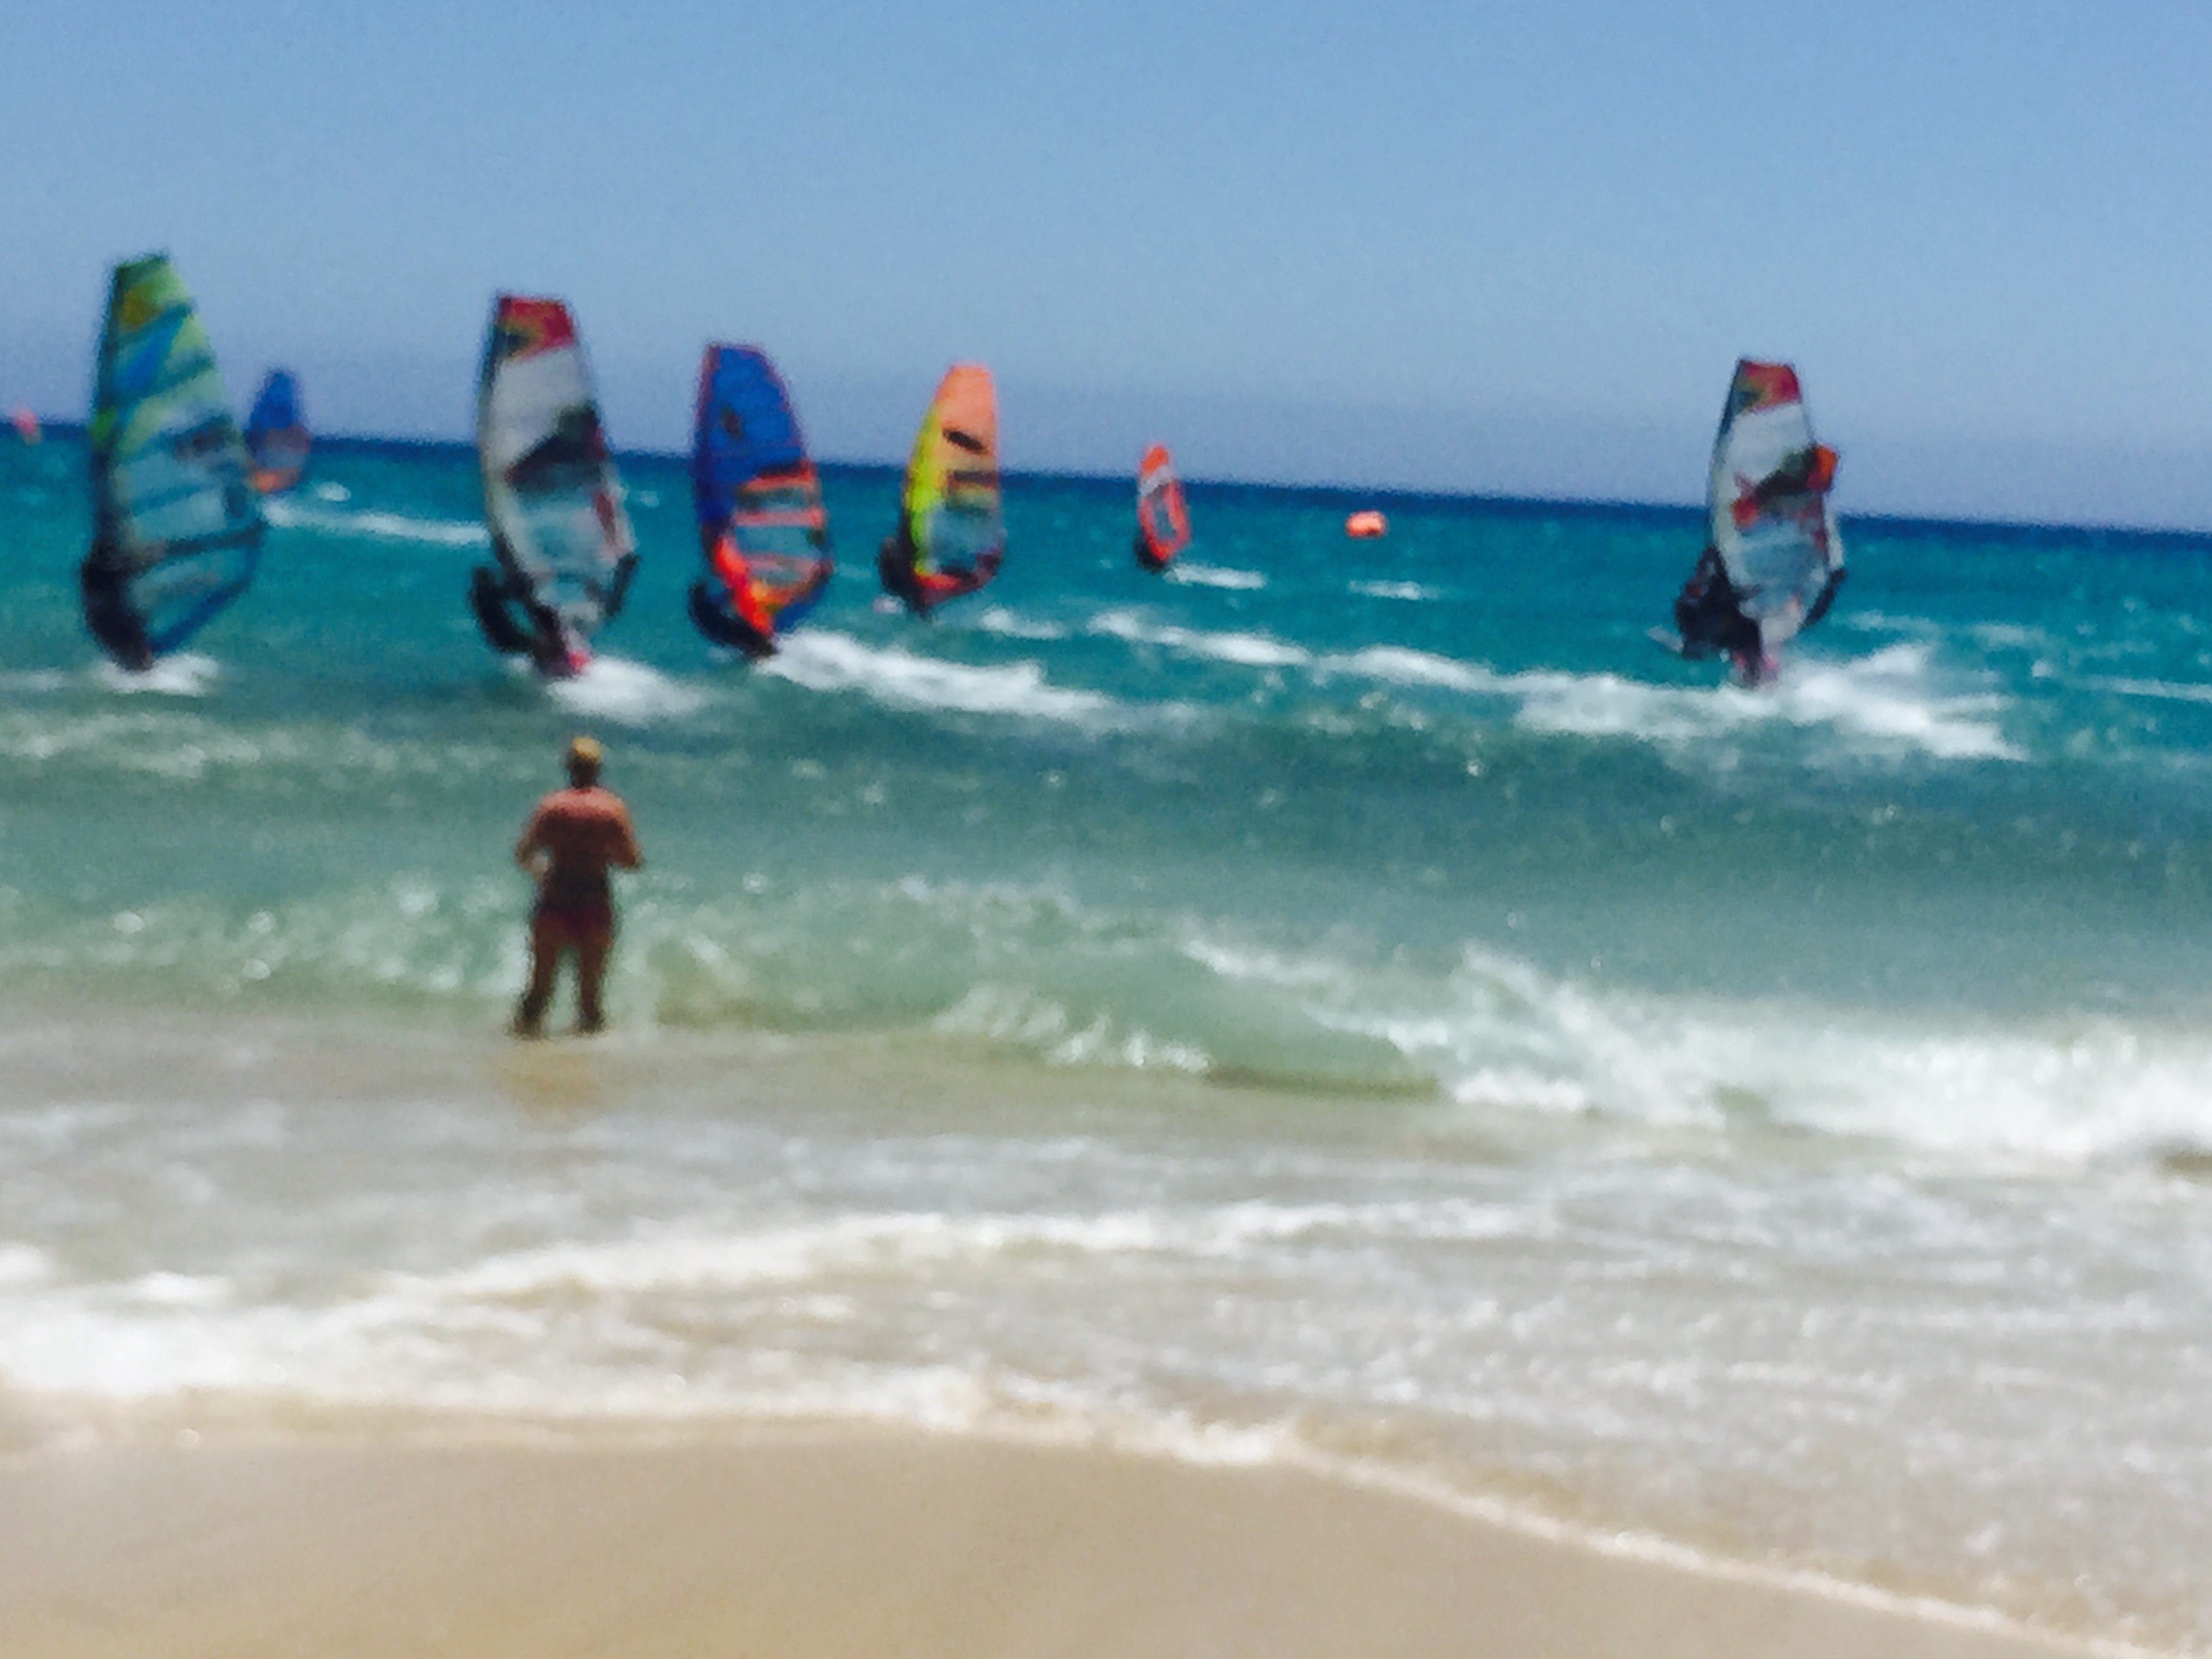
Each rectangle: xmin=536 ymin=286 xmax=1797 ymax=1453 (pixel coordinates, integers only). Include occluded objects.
xmin=878 ymin=529 xmax=998 ymax=617
xmin=472 ymin=543 xmax=589 ymax=678
xmin=1673 ymin=546 xmax=1763 ymax=669
xmin=528 ymin=610 xmax=588 ymax=679
xmin=713 ymin=535 xmax=776 ymax=638
xmin=877 ymin=530 xmax=924 ymax=613
xmin=687 ymin=533 xmax=779 ymax=660
xmin=512 ymin=735 xmax=642 ymax=1037
xmin=79 ymin=539 xmax=155 ymax=672
xmin=1769 ymin=443 xmax=1837 ymax=503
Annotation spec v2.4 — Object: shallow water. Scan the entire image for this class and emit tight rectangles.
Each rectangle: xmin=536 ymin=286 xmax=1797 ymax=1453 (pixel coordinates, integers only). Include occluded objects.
xmin=2 ymin=433 xmax=2210 ymax=1650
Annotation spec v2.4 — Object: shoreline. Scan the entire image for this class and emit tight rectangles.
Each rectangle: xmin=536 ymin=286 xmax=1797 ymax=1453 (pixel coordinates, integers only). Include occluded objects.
xmin=0 ymin=994 xmax=2196 ymax=1656
xmin=0 ymin=1425 xmax=2124 ymax=1659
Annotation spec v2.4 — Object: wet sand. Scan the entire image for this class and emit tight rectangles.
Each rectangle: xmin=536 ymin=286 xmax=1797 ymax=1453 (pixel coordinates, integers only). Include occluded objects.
xmin=0 ymin=1430 xmax=2085 ymax=1659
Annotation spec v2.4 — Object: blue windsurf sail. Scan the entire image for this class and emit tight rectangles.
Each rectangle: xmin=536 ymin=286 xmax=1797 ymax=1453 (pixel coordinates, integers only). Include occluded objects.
xmin=80 ymin=254 xmax=266 ymax=670
xmin=687 ymin=344 xmax=832 ymax=659
xmin=243 ymin=369 xmax=310 ymax=493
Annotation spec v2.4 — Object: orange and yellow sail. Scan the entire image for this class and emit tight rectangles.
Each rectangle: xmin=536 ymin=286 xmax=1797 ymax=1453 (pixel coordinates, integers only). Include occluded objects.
xmin=878 ymin=365 xmax=1003 ymax=615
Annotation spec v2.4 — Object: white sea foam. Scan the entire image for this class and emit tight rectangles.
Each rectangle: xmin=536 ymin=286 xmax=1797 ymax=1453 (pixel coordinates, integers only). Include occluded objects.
xmin=264 ymin=498 xmax=488 ymax=548
xmin=546 ymin=656 xmax=705 ymax=724
xmin=1968 ymin=621 xmax=2048 ymax=653
xmin=1185 ymin=929 xmax=2212 ymax=1163
xmin=0 ymin=1244 xmax=53 ymax=1287
xmin=1087 ymin=609 xmax=2013 ymax=764
xmin=0 ymin=712 xmax=293 ymax=778
xmin=0 ymin=1229 xmax=2169 ymax=1658
xmin=1349 ymin=579 xmax=1438 ymax=601
xmin=1164 ymin=561 xmax=1266 ymax=590
xmin=1832 ymin=608 xmax=1934 ymax=637
xmin=98 ymin=653 xmax=219 ymax=697
xmin=1509 ymin=644 xmax=2023 ymax=762
xmin=1770 ymin=646 xmax=2022 ymax=759
xmin=1090 ymin=611 xmax=1311 ymax=668
xmin=1366 ymin=639 xmax=2018 ymax=763
xmin=766 ymin=630 xmax=1128 ymax=724
xmin=311 ymin=482 xmax=351 ymax=503
xmin=1323 ymin=644 xmax=1498 ymax=693
xmin=971 ymin=606 xmax=1069 ymax=641
xmin=2078 ymin=674 xmax=2212 ymax=706
xmin=933 ymin=983 xmax=1210 ymax=1073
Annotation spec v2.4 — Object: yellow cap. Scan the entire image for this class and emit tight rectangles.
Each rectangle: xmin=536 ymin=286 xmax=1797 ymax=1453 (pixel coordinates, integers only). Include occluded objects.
xmin=567 ymin=735 xmax=602 ymax=768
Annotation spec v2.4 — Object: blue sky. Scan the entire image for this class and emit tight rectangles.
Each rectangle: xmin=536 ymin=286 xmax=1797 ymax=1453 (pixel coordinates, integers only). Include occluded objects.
xmin=4 ymin=1 xmax=2211 ymax=525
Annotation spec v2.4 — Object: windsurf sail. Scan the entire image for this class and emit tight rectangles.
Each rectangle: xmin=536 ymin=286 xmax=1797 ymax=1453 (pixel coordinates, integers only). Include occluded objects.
xmin=876 ymin=364 xmax=1002 ymax=616
xmin=79 ymin=254 xmax=265 ymax=670
xmin=1133 ymin=443 xmax=1190 ymax=572
xmin=9 ymin=407 xmax=39 ymax=445
xmin=243 ymin=369 xmax=310 ymax=493
xmin=686 ymin=344 xmax=832 ymax=659
xmin=1700 ymin=359 xmax=1845 ymax=663
xmin=471 ymin=295 xmax=636 ymax=676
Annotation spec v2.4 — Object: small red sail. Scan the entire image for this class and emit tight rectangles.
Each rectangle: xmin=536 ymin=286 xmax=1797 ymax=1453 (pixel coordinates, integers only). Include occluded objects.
xmin=1133 ymin=444 xmax=1190 ymax=572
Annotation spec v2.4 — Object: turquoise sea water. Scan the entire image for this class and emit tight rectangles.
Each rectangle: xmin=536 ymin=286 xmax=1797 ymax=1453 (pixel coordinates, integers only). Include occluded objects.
xmin=3 ymin=432 xmax=2211 ymax=1650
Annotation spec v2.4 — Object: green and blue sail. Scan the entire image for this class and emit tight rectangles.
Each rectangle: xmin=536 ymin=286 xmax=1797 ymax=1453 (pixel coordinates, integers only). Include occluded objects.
xmin=81 ymin=254 xmax=265 ymax=665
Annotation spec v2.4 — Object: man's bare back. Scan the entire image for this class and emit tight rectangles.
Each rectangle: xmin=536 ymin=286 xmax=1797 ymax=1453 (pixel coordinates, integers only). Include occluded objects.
xmin=513 ymin=738 xmax=641 ymax=1036
xmin=516 ymin=785 xmax=641 ymax=912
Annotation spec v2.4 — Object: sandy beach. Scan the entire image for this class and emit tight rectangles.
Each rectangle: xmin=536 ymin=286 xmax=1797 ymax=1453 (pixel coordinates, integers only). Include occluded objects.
xmin=0 ymin=1430 xmax=2089 ymax=1659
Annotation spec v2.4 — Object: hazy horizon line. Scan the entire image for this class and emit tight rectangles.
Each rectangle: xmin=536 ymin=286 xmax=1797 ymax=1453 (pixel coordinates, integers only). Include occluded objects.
xmin=22 ymin=418 xmax=2212 ymax=547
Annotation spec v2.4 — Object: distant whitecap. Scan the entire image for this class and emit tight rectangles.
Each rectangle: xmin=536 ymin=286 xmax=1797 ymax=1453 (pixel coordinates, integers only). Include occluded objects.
xmin=766 ymin=630 xmax=1128 ymax=726
xmin=1164 ymin=562 xmax=1265 ymax=590
xmin=266 ymin=498 xmax=487 ymax=547
xmin=1351 ymin=579 xmax=1437 ymax=601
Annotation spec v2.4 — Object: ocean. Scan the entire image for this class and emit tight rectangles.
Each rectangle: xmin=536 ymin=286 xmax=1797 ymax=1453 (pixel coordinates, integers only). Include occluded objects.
xmin=3 ymin=431 xmax=2209 ymax=1652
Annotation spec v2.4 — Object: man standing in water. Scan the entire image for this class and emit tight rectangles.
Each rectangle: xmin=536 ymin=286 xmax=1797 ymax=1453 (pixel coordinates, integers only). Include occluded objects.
xmin=513 ymin=735 xmax=642 ymax=1036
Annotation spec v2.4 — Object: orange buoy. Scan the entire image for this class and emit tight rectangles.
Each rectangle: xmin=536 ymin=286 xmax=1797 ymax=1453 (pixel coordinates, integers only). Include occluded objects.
xmin=1344 ymin=510 xmax=1387 ymax=539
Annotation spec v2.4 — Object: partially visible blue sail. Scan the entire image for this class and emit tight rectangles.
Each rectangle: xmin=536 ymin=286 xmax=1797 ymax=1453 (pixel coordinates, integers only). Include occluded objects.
xmin=243 ymin=369 xmax=310 ymax=493
xmin=81 ymin=254 xmax=265 ymax=668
